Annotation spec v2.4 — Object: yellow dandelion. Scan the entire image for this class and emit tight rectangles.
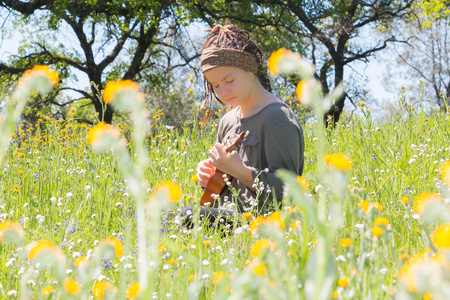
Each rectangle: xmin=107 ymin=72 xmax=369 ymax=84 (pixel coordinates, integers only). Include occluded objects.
xmin=266 ymin=211 xmax=285 ymax=230
xmin=41 ymin=286 xmax=54 ymax=296
xmin=338 ymin=276 xmax=348 ymax=288
xmin=17 ymin=170 xmax=24 ymax=175
xmin=372 ymin=226 xmax=383 ymax=237
xmin=296 ymin=176 xmax=307 ymax=191
xmin=268 ymin=48 xmax=288 ymax=75
xmin=191 ymin=174 xmax=199 ymax=183
xmin=21 ymin=65 xmax=59 ymax=87
xmin=158 ymin=245 xmax=166 ymax=253
xmin=0 ymin=221 xmax=25 ymax=244
xmin=93 ymin=281 xmax=116 ymax=299
xmin=213 ymin=272 xmax=224 ymax=285
xmin=100 ymin=238 xmax=124 ymax=259
xmin=248 ymin=260 xmax=266 ymax=276
xmin=242 ymin=212 xmax=254 ymax=222
xmin=154 ymin=181 xmax=183 ymax=202
xmin=188 ymin=274 xmax=195 ymax=281
xmin=401 ymin=197 xmax=409 ymax=204
xmin=370 ymin=202 xmax=383 ymax=212
xmin=431 ymin=223 xmax=450 ymax=250
xmin=333 ymin=290 xmax=339 ymax=299
xmin=63 ymin=279 xmax=81 ymax=295
xmin=292 ymin=221 xmax=301 ymax=230
xmin=28 ymin=240 xmax=65 ymax=263
xmin=74 ymin=256 xmax=89 ymax=268
xmin=440 ymin=161 xmax=450 ymax=186
xmin=358 ymin=200 xmax=369 ymax=213
xmin=323 ymin=153 xmax=353 ymax=170
xmin=187 ymin=88 xmax=193 ymax=94
xmin=340 ymin=238 xmax=351 ymax=248
xmin=87 ymin=122 xmax=120 ymax=146
xmin=296 ymin=81 xmax=305 ymax=102
xmin=424 ymin=293 xmax=434 ymax=300
xmin=413 ymin=193 xmax=443 ymax=215
xmin=249 ymin=215 xmax=265 ymax=235
xmin=103 ymin=80 xmax=139 ymax=104
xmin=251 ymin=239 xmax=275 ymax=258
xmin=125 ymin=282 xmax=141 ymax=299
xmin=374 ymin=217 xmax=389 ymax=226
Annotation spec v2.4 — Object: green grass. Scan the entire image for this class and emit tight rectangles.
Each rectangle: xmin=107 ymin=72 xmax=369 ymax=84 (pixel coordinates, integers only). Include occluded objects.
xmin=0 ymin=103 xmax=449 ymax=299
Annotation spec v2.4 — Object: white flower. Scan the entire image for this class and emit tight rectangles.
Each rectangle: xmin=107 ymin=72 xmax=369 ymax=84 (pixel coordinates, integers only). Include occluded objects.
xmin=66 ymin=192 xmax=73 ymax=198
xmin=220 ymin=259 xmax=229 ymax=265
xmin=163 ymin=264 xmax=170 ymax=270
xmin=50 ymin=197 xmax=56 ymax=204
xmin=380 ymin=268 xmax=387 ymax=274
xmin=5 ymin=258 xmax=15 ymax=267
xmin=202 ymin=260 xmax=210 ymax=266
xmin=98 ymin=274 xmax=106 ymax=281
xmin=85 ymin=185 xmax=91 ymax=191
xmin=202 ymin=274 xmax=209 ymax=279
xmin=7 ymin=290 xmax=17 ymax=296
xmin=86 ymin=193 xmax=91 ymax=200
xmin=412 ymin=214 xmax=420 ymax=220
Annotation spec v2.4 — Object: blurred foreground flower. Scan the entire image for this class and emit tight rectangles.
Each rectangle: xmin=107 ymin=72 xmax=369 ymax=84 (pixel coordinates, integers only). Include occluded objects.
xmin=0 ymin=221 xmax=24 ymax=244
xmin=340 ymin=238 xmax=351 ymax=248
xmin=125 ymin=282 xmax=141 ymax=299
xmin=413 ymin=193 xmax=443 ymax=215
xmin=324 ymin=153 xmax=353 ymax=171
xmin=100 ymin=238 xmax=124 ymax=259
xmin=28 ymin=240 xmax=65 ymax=264
xmin=87 ymin=122 xmax=121 ymax=147
xmin=19 ymin=65 xmax=59 ymax=88
xmin=41 ymin=286 xmax=54 ymax=296
xmin=431 ymin=223 xmax=450 ymax=251
xmin=93 ymin=281 xmax=117 ymax=299
xmin=103 ymin=80 xmax=139 ymax=104
xmin=64 ymin=279 xmax=81 ymax=295
xmin=398 ymin=249 xmax=447 ymax=293
xmin=248 ymin=260 xmax=266 ymax=276
xmin=440 ymin=161 xmax=450 ymax=186
xmin=249 ymin=211 xmax=285 ymax=234
xmin=251 ymin=239 xmax=276 ymax=258
xmin=154 ymin=181 xmax=183 ymax=203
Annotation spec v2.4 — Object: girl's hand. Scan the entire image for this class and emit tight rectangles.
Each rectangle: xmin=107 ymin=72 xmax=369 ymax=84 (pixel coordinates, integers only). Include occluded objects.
xmin=197 ymin=159 xmax=215 ymax=188
xmin=208 ymin=143 xmax=244 ymax=177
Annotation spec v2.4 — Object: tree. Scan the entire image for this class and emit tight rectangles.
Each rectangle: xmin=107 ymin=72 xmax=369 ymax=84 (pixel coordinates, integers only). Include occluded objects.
xmin=185 ymin=0 xmax=416 ymax=125
xmin=0 ymin=0 xmax=198 ymax=124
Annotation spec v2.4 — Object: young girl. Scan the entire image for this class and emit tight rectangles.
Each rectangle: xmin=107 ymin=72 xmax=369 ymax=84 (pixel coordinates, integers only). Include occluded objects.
xmin=183 ymin=24 xmax=304 ymax=226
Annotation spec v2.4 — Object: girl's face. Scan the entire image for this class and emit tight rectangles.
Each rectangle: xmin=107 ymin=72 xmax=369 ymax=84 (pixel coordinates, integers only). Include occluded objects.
xmin=203 ymin=66 xmax=257 ymax=108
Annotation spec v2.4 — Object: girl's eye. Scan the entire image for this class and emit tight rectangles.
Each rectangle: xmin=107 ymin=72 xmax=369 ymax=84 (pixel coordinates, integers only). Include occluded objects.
xmin=227 ymin=79 xmax=234 ymax=84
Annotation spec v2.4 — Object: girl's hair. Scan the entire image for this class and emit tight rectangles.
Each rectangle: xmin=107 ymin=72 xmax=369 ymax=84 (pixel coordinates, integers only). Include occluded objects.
xmin=201 ymin=24 xmax=263 ymax=64
xmin=200 ymin=24 xmax=264 ymax=122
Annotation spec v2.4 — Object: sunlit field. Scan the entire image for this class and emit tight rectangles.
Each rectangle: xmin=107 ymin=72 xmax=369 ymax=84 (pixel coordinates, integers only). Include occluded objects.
xmin=1 ymin=61 xmax=450 ymax=300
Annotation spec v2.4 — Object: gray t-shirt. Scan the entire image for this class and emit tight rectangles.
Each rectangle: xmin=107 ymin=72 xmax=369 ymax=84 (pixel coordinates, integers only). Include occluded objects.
xmin=215 ymin=101 xmax=304 ymax=213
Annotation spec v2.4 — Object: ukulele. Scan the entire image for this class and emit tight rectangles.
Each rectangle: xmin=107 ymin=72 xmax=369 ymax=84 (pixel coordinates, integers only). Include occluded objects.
xmin=200 ymin=131 xmax=249 ymax=207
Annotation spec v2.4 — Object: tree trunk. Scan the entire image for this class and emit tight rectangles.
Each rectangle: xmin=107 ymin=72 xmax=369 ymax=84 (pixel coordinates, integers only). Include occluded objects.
xmin=323 ymin=62 xmax=345 ymax=126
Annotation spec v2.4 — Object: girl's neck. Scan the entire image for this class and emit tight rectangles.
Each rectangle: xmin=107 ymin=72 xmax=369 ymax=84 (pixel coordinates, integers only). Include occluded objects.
xmin=237 ymin=81 xmax=279 ymax=119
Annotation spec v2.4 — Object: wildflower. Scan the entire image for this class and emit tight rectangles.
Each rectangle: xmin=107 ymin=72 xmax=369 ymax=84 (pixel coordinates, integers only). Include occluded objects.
xmin=100 ymin=238 xmax=124 ymax=259
xmin=87 ymin=122 xmax=120 ymax=146
xmin=292 ymin=221 xmax=301 ymax=230
xmin=63 ymin=279 xmax=81 ymax=295
xmin=191 ymin=175 xmax=199 ymax=183
xmin=338 ymin=276 xmax=348 ymax=288
xmin=401 ymin=197 xmax=409 ymax=204
xmin=333 ymin=290 xmax=339 ymax=298
xmin=268 ymin=48 xmax=289 ymax=75
xmin=189 ymin=274 xmax=195 ymax=281
xmin=372 ymin=226 xmax=383 ymax=237
xmin=17 ymin=170 xmax=24 ymax=175
xmin=266 ymin=211 xmax=285 ymax=230
xmin=413 ymin=193 xmax=443 ymax=215
xmin=370 ymin=202 xmax=383 ymax=212
xmin=28 ymin=240 xmax=65 ymax=263
xmin=189 ymin=77 xmax=194 ymax=82
xmin=296 ymin=176 xmax=307 ymax=191
xmin=158 ymin=245 xmax=166 ymax=253
xmin=374 ymin=217 xmax=389 ymax=226
xmin=0 ymin=221 xmax=25 ymax=244
xmin=41 ymin=286 xmax=54 ymax=296
xmin=213 ymin=272 xmax=224 ymax=285
xmin=242 ymin=212 xmax=254 ymax=222
xmin=74 ymin=256 xmax=89 ymax=268
xmin=296 ymin=81 xmax=305 ymax=102
xmin=251 ymin=239 xmax=276 ymax=258
xmin=154 ymin=181 xmax=183 ymax=202
xmin=440 ymin=160 xmax=450 ymax=186
xmin=248 ymin=260 xmax=266 ymax=276
xmin=340 ymin=238 xmax=351 ymax=248
xmin=424 ymin=293 xmax=434 ymax=300
xmin=93 ymin=281 xmax=116 ymax=299
xmin=358 ymin=200 xmax=369 ymax=213
xmin=323 ymin=153 xmax=353 ymax=170
xmin=187 ymin=89 xmax=193 ymax=94
xmin=103 ymin=80 xmax=139 ymax=104
xmin=123 ymin=282 xmax=141 ymax=299
xmin=20 ymin=65 xmax=59 ymax=87
xmin=431 ymin=223 xmax=450 ymax=250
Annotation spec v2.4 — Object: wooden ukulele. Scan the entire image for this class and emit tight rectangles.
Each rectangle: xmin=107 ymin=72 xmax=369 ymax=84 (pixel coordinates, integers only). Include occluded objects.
xmin=200 ymin=131 xmax=249 ymax=207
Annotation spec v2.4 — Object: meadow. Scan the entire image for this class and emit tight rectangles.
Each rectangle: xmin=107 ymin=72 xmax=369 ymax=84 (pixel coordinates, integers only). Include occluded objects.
xmin=0 ymin=57 xmax=450 ymax=300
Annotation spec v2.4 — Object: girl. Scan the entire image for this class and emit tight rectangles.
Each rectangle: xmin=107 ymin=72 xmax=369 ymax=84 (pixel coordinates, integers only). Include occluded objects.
xmin=183 ymin=24 xmax=304 ymax=226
